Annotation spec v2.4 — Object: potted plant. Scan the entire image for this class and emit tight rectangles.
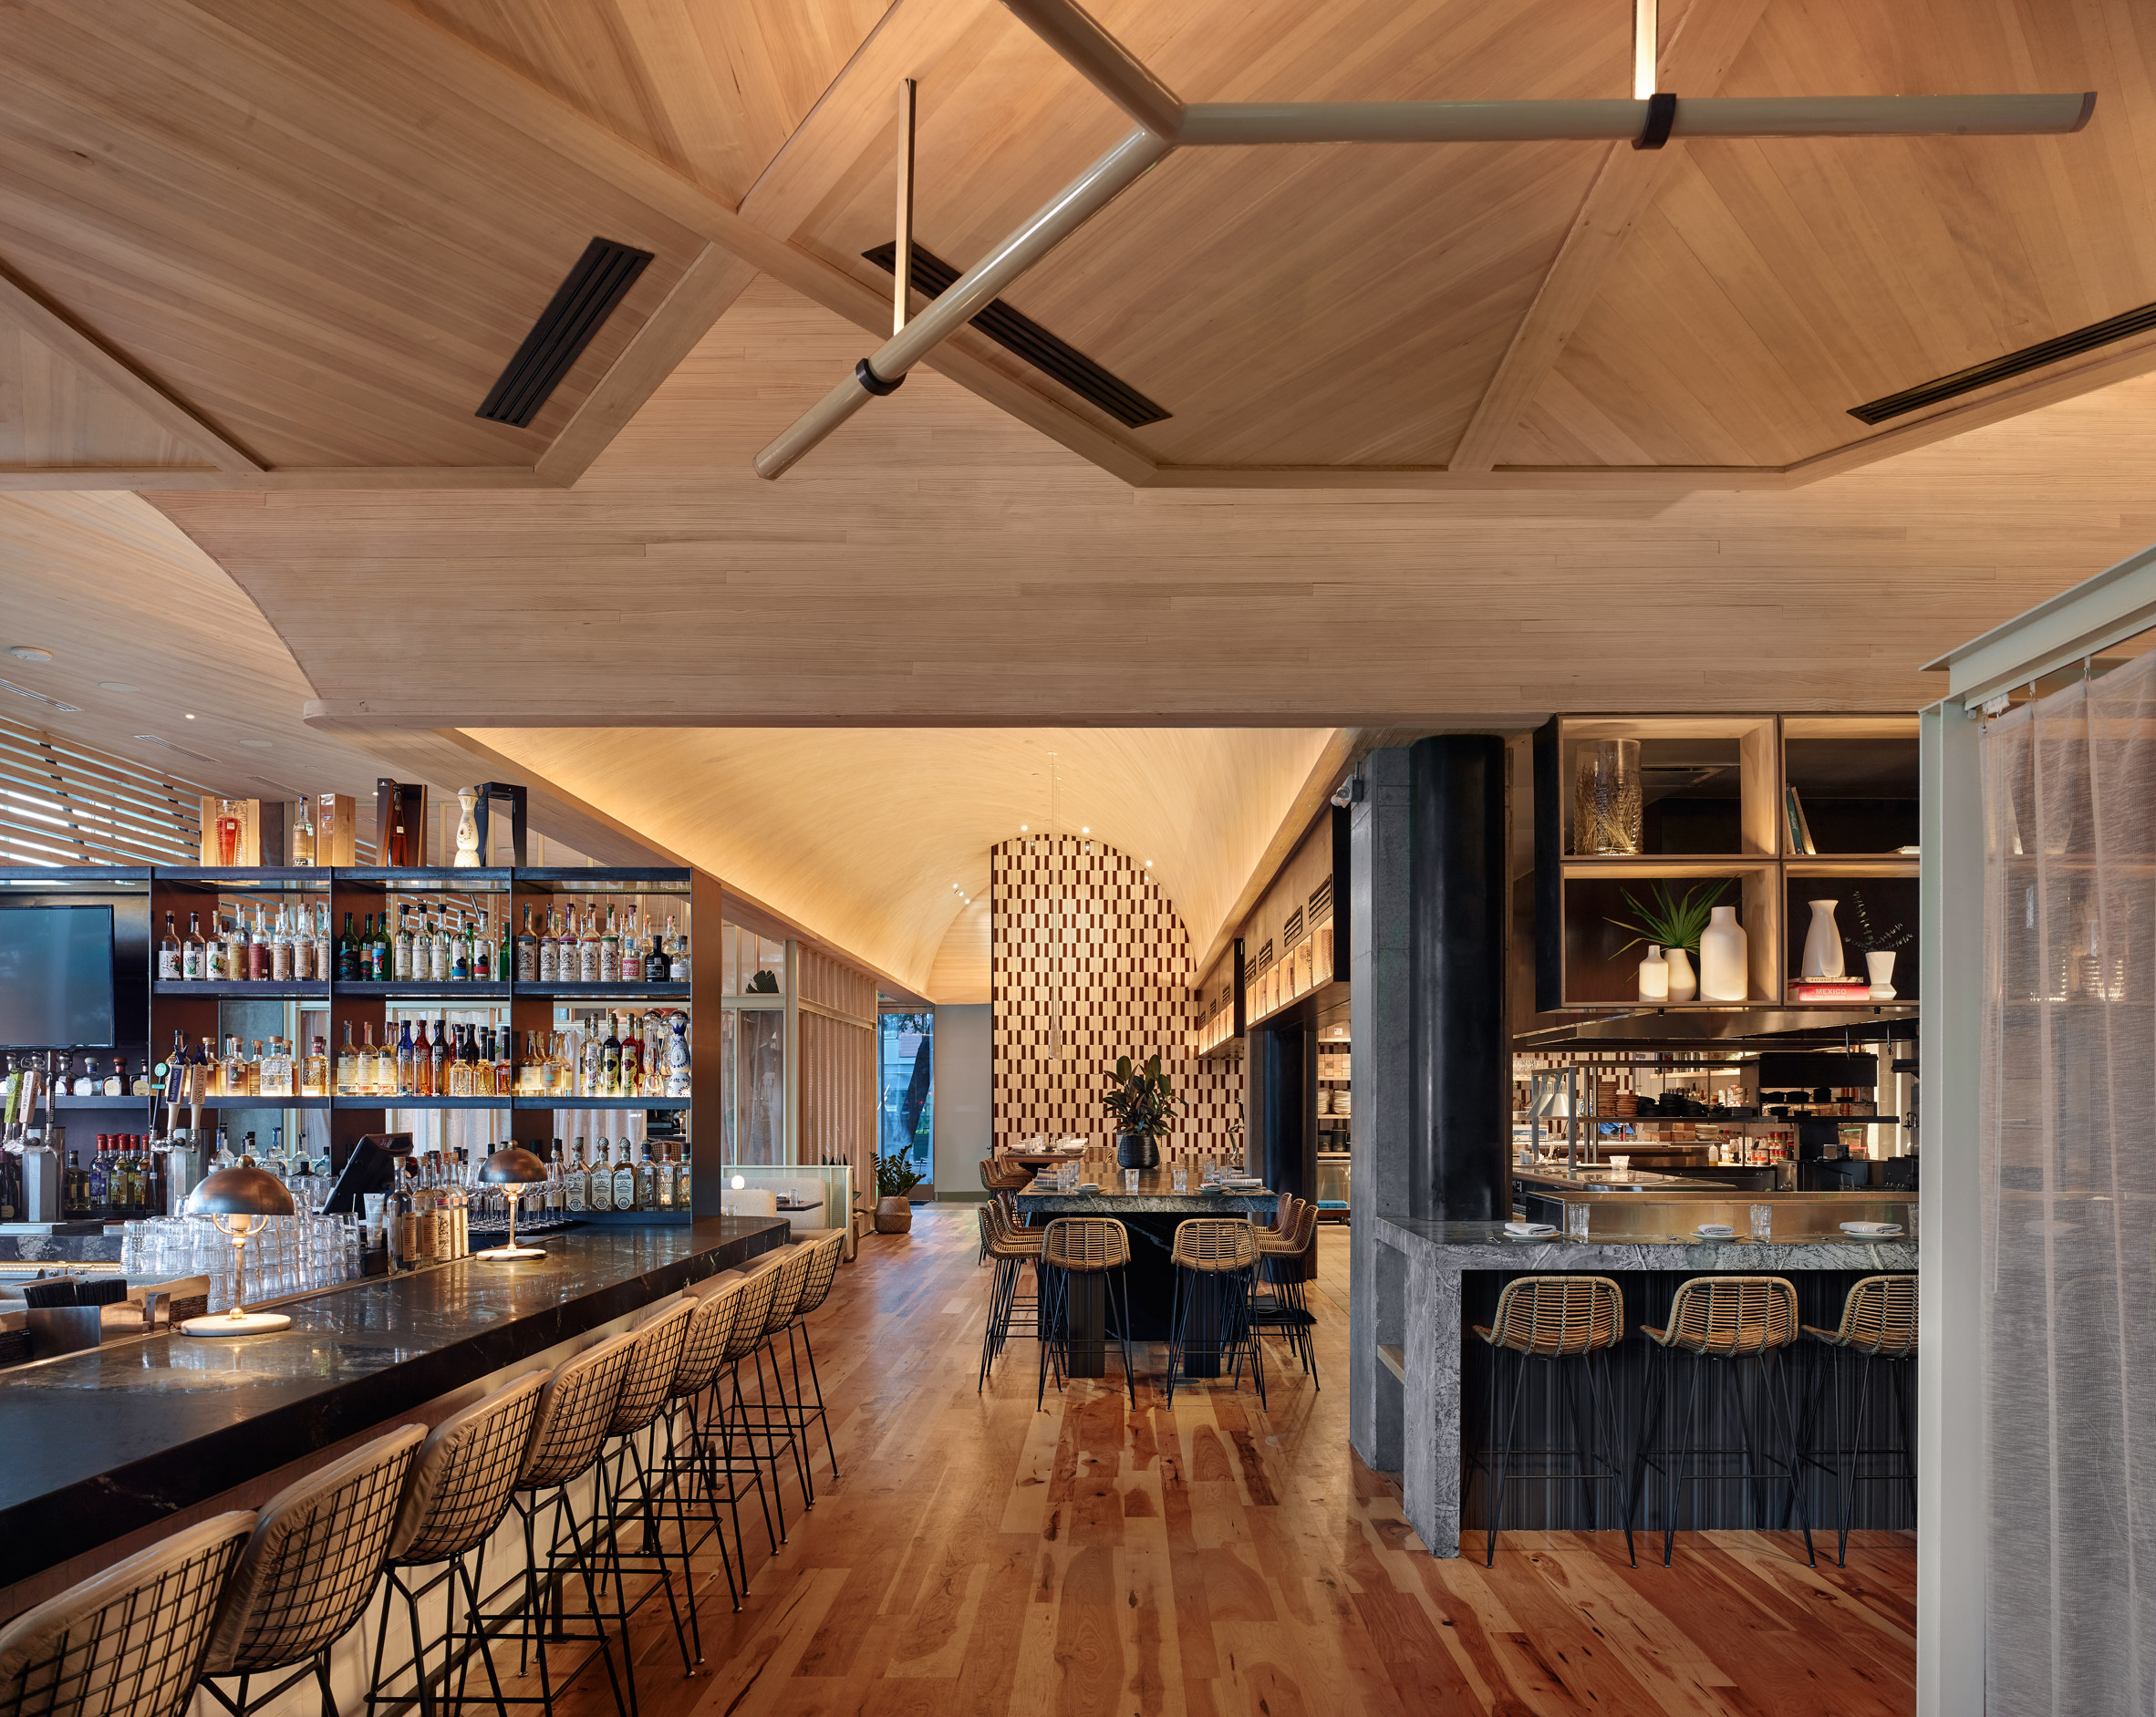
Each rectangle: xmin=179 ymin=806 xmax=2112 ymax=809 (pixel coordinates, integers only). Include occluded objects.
xmin=1104 ymin=1053 xmax=1175 ymax=1170
xmin=1605 ymin=879 xmax=1729 ymax=1002
xmin=873 ymin=1153 xmax=924 ymax=1234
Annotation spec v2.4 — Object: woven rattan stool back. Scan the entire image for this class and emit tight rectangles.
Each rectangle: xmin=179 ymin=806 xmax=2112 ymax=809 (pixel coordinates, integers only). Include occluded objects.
xmin=516 ymin=1329 xmax=637 ymax=1490
xmin=387 ymin=1370 xmax=548 ymax=1567
xmin=1257 ymin=1198 xmax=1311 ymax=1256
xmin=1823 ymin=1274 xmax=1917 ymax=1357
xmin=201 ymin=1422 xmax=427 ymax=1677
xmin=1170 ymin=1219 xmax=1257 ymax=1274
xmin=607 ymin=1298 xmax=699 ymax=1438
xmin=715 ymin=1265 xmax=783 ymax=1370
xmin=1477 ymin=1276 xmax=1624 ymax=1357
xmin=790 ymin=1231 xmax=845 ymax=1319
xmin=1650 ymin=1276 xmax=1798 ymax=1357
xmin=669 ymin=1281 xmax=744 ymax=1400
xmin=0 ymin=1511 xmax=254 ymax=1717
xmin=1040 ymin=1218 xmax=1131 ymax=1273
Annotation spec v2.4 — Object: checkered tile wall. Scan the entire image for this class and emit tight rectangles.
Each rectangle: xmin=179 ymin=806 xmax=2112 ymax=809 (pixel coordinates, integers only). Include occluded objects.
xmin=990 ymin=833 xmax=1242 ymax=1158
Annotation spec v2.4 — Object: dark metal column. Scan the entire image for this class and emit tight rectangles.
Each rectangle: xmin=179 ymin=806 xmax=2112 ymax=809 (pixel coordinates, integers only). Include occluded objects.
xmin=1408 ymin=735 xmax=1509 ymax=1223
xmin=1254 ymin=1020 xmax=1316 ymax=1280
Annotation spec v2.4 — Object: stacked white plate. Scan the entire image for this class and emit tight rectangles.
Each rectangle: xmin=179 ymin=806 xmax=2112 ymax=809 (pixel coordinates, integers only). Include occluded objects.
xmin=1840 ymin=1220 xmax=1903 ymax=1236
xmin=1695 ymin=1223 xmax=1736 ymax=1238
xmin=1503 ymin=1220 xmax=1557 ymax=1238
xmin=1074 ymin=1182 xmax=1101 ymax=1194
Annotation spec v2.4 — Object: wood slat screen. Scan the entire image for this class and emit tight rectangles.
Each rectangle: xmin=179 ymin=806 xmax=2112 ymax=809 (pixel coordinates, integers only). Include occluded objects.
xmin=796 ymin=945 xmax=878 ymax=1215
xmin=0 ymin=716 xmax=212 ymax=866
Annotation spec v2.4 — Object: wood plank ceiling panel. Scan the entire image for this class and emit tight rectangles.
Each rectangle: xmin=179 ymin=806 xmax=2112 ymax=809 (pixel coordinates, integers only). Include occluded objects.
xmin=0 ymin=0 xmax=708 ymax=469
xmin=399 ymin=0 xmax=894 ymax=208
xmin=0 ymin=313 xmax=207 ymax=472
xmin=1500 ymin=0 xmax=2156 ymax=469
xmin=148 ymin=277 xmax=2156 ymax=732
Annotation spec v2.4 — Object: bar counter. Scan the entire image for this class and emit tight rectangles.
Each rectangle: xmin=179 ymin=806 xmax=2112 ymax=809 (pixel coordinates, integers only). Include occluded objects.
xmin=0 ymin=1216 xmax=787 ymax=1592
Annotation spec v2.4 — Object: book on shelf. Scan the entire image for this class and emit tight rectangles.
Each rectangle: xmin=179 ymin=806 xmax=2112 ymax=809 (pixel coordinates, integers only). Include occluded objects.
xmin=1788 ymin=979 xmax=1872 ymax=1001
xmin=1785 ymin=784 xmax=1817 ymax=854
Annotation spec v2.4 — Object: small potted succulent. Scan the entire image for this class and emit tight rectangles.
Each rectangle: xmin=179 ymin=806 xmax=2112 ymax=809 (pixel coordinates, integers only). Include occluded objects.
xmin=873 ymin=1153 xmax=924 ymax=1234
xmin=1104 ymin=1053 xmax=1175 ymax=1170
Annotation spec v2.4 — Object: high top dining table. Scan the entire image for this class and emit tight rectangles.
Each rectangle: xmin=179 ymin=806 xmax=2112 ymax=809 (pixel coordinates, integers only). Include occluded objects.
xmin=1016 ymin=1151 xmax=1277 ymax=1377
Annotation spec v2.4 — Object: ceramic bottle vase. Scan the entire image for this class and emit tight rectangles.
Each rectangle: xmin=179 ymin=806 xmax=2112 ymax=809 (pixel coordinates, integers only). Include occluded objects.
xmin=451 ymin=787 xmax=482 ymax=868
xmin=1801 ymin=898 xmax=1846 ymax=979
xmin=1698 ymin=905 xmax=1749 ymax=1001
xmin=1664 ymin=946 xmax=1698 ymax=1002
xmin=1636 ymin=944 xmax=1670 ymax=1002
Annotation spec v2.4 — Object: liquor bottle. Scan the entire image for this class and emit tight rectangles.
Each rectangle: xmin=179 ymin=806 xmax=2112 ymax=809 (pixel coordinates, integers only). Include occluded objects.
xmin=601 ymin=1015 xmax=622 ymax=1097
xmin=338 ymin=913 xmax=358 ymax=981
xmin=589 ymin=1137 xmax=613 ymax=1211
xmin=159 ymin=911 xmax=181 ymax=980
xmin=472 ymin=917 xmax=491 ymax=983
xmin=397 ymin=1019 xmax=415 ymax=1096
xmin=634 ymin=1139 xmax=655 ymax=1211
xmin=644 ymin=926 xmax=667 ymax=984
xmin=653 ymin=1146 xmax=675 ymax=1211
xmin=409 ymin=1018 xmax=430 ymax=1098
xmin=664 ymin=1012 xmax=690 ymax=1097
xmin=451 ymin=919 xmax=471 ymax=982
xmin=303 ymin=1035 xmax=328 ymax=1097
xmin=182 ymin=911 xmax=204 ymax=981
xmin=537 ymin=909 xmax=557 ymax=983
xmin=203 ymin=917 xmax=225 ymax=982
xmin=579 ymin=908 xmax=602 ymax=983
xmin=619 ymin=1012 xmax=641 ymax=1098
xmin=131 ymin=1059 xmax=152 ymax=1096
xmin=361 ymin=1020 xmax=383 ymax=1094
xmin=336 ymin=1020 xmax=358 ymax=1094
xmin=217 ymin=1035 xmax=245 ymax=1098
xmin=314 ymin=904 xmax=332 ymax=983
xmin=244 ymin=906 xmax=266 ymax=982
xmin=498 ymin=908 xmax=512 ymax=990
xmin=393 ymin=909 xmax=412 ymax=981
xmin=430 ymin=1019 xmax=448 ymax=1096
xmin=288 ymin=905 xmax=309 ymax=982
xmin=612 ymin=1140 xmax=637 ymax=1212
xmin=389 ymin=1159 xmax=417 ymax=1271
xmin=563 ymin=1141 xmax=586 ymax=1213
xmin=375 ymin=914 xmax=395 ymax=982
xmin=597 ymin=907 xmax=619 ymax=985
xmin=224 ymin=915 xmax=247 ymax=985
xmin=668 ymin=917 xmax=689 ymax=982
xmin=261 ymin=1036 xmax=294 ymax=1098
xmin=272 ymin=905 xmax=295 ymax=982
xmin=85 ymin=1141 xmax=109 ymax=1212
xmin=492 ymin=1029 xmax=512 ymax=1097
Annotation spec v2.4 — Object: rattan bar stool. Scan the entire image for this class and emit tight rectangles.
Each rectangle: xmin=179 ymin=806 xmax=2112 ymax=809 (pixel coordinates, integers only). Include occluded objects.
xmin=366 ymin=1371 xmax=549 ymax=1717
xmin=1468 ymin=1276 xmax=1633 ymax=1567
xmin=0 ymin=1510 xmax=254 ymax=1717
xmin=196 ymin=1423 xmax=428 ymax=1717
xmin=771 ymin=1231 xmax=846 ymax=1501
xmin=977 ymin=1199 xmax=1042 ymax=1391
xmin=1632 ymin=1275 xmax=1814 ymax=1568
xmin=490 ymin=1330 xmax=637 ymax=1717
xmin=1252 ymin=1197 xmax=1321 ymax=1386
xmin=590 ymin=1298 xmax=701 ymax=1704
xmin=1799 ymin=1273 xmax=1917 ymax=1566
xmin=1035 ymin=1217 xmax=1136 ymax=1409
xmin=1166 ymin=1219 xmax=1265 ymax=1408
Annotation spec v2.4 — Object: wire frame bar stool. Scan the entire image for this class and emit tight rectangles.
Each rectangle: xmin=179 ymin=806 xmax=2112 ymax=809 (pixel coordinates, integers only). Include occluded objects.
xmin=1799 ymin=1273 xmax=1918 ymax=1566
xmin=1632 ymin=1275 xmax=1814 ymax=1568
xmin=1035 ymin=1217 xmax=1135 ymax=1410
xmin=365 ymin=1371 xmax=548 ymax=1717
xmin=1252 ymin=1197 xmax=1321 ymax=1386
xmin=771 ymin=1232 xmax=846 ymax=1500
xmin=1166 ymin=1220 xmax=1265 ymax=1409
xmin=651 ymin=1278 xmax=747 ymax=1615
xmin=694 ymin=1265 xmax=784 ymax=1576
xmin=1467 ymin=1276 xmax=1633 ymax=1567
xmin=977 ymin=1200 xmax=1042 ymax=1391
xmin=196 ymin=1424 xmax=429 ymax=1717
xmin=727 ymin=1248 xmax=815 ymax=1546
xmin=0 ymin=1511 xmax=254 ymax=1717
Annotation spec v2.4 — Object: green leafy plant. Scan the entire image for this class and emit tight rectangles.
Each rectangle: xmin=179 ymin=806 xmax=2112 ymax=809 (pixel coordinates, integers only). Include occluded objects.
xmin=874 ymin=1153 xmax=925 ymax=1198
xmin=745 ymin=969 xmax=780 ymax=994
xmin=1844 ymin=889 xmax=1912 ymax=954
xmin=1605 ymin=878 xmax=1730 ymax=957
xmin=1103 ymin=1053 xmax=1176 ymax=1139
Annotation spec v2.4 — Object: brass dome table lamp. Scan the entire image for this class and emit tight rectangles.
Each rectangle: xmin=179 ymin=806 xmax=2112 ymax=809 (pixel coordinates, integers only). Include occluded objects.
xmin=478 ymin=1145 xmax=548 ymax=1260
xmin=181 ymin=1165 xmax=296 ymax=1336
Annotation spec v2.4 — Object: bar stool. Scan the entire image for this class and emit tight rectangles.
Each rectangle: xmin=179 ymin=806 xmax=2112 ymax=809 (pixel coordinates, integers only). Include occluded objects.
xmin=772 ymin=1230 xmax=846 ymax=1499
xmin=0 ymin=1510 xmax=254 ymax=1717
xmin=1800 ymin=1273 xmax=1917 ymax=1566
xmin=196 ymin=1423 xmax=429 ymax=1717
xmin=1166 ymin=1219 xmax=1265 ymax=1409
xmin=367 ymin=1370 xmax=549 ymax=1717
xmin=977 ymin=1198 xmax=1042 ymax=1390
xmin=697 ymin=1265 xmax=784 ymax=1575
xmin=1035 ymin=1217 xmax=1135 ymax=1410
xmin=1252 ymin=1197 xmax=1321 ymax=1386
xmin=732 ymin=1247 xmax=815 ymax=1543
xmin=494 ymin=1330 xmax=637 ymax=1717
xmin=653 ymin=1278 xmax=748 ymax=1613
xmin=591 ymin=1298 xmax=701 ymax=1701
xmin=1632 ymin=1276 xmax=1814 ymax=1568
xmin=1468 ymin=1276 xmax=1633 ymax=1567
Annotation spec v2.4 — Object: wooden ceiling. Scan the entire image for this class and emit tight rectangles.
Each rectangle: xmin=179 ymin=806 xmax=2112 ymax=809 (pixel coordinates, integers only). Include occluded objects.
xmin=461 ymin=727 xmax=1341 ymax=1000
xmin=0 ymin=0 xmax=2150 ymax=489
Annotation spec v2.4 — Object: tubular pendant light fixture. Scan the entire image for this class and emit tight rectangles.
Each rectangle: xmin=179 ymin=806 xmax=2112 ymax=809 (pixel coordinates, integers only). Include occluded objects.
xmin=754 ymin=0 xmax=2095 ymax=479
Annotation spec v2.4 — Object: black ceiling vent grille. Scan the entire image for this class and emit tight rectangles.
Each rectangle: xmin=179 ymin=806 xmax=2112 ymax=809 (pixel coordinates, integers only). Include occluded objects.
xmin=1850 ymin=298 xmax=2156 ymax=425
xmin=477 ymin=238 xmax=654 ymax=428
xmin=864 ymin=241 xmax=1170 ymax=428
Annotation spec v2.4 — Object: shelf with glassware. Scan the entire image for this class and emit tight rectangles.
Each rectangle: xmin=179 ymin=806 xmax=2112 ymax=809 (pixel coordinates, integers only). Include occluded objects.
xmin=1532 ymin=714 xmax=1921 ymax=1012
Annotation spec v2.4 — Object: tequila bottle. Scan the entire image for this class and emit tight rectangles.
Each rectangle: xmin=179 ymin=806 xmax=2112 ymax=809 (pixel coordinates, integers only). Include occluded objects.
xmin=247 ymin=906 xmax=269 ymax=982
xmin=653 ymin=1147 xmax=676 ymax=1211
xmin=159 ymin=911 xmax=181 ymax=980
xmin=396 ymin=1019 xmax=415 ymax=1096
xmin=393 ymin=909 xmax=412 ymax=980
xmin=563 ymin=1143 xmax=586 ymax=1212
xmin=451 ymin=919 xmax=471 ymax=982
xmin=579 ymin=908 xmax=602 ymax=982
xmin=619 ymin=1013 xmax=641 ymax=1097
xmin=303 ymin=1035 xmax=328 ymax=1097
xmin=261 ymin=1036 xmax=295 ymax=1098
xmin=634 ymin=1141 xmax=656 ymax=1211
xmin=601 ymin=1014 xmax=622 ymax=1097
xmin=597 ymin=907 xmax=620 ymax=984
xmin=588 ymin=1139 xmax=613 ymax=1211
xmin=613 ymin=1141 xmax=637 ymax=1212
xmin=664 ymin=1012 xmax=690 ymax=1097
xmin=271 ymin=905 xmax=295 ymax=982
xmin=516 ymin=905 xmax=539 ymax=982
xmin=224 ymin=914 xmax=247 ymax=984
xmin=537 ymin=910 xmax=558 ymax=983
xmin=669 ymin=917 xmax=689 ymax=982
xmin=204 ymin=918 xmax=225 ymax=981
xmin=314 ymin=904 xmax=331 ymax=984
xmin=219 ymin=1036 xmax=247 ymax=1097
xmin=429 ymin=913 xmax=449 ymax=983
xmin=182 ymin=912 xmax=204 ymax=981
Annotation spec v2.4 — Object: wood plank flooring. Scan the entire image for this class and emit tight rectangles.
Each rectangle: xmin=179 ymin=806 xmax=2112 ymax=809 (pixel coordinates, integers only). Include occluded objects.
xmin=542 ymin=1206 xmax=1916 ymax=1716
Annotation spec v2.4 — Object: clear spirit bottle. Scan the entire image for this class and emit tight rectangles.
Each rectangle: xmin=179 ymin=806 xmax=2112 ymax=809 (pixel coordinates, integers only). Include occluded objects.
xmin=159 ymin=912 xmax=181 ymax=980
xmin=393 ymin=909 xmax=412 ymax=981
xmin=579 ymin=908 xmax=602 ymax=982
xmin=248 ymin=906 xmax=269 ymax=982
xmin=589 ymin=1138 xmax=613 ymax=1211
xmin=563 ymin=1143 xmax=586 ymax=1213
xmin=220 ymin=1036 xmax=247 ymax=1098
xmin=597 ymin=907 xmax=620 ymax=984
xmin=634 ymin=1141 xmax=656 ymax=1211
xmin=517 ymin=905 xmax=539 ymax=982
xmin=669 ymin=918 xmax=689 ymax=982
xmin=537 ymin=909 xmax=558 ymax=983
xmin=261 ymin=1037 xmax=295 ymax=1098
xmin=613 ymin=1141 xmax=637 ymax=1212
xmin=182 ymin=912 xmax=204 ymax=981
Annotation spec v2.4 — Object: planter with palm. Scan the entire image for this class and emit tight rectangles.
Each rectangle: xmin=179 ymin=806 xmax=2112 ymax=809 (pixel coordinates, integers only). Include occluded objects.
xmin=873 ymin=1153 xmax=925 ymax=1234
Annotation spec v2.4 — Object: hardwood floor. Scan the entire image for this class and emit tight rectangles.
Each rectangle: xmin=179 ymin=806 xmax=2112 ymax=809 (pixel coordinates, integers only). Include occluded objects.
xmin=546 ymin=1206 xmax=1916 ymax=1716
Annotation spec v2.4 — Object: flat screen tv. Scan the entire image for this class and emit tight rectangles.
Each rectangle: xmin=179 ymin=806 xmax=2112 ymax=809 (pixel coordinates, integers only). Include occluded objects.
xmin=0 ymin=905 xmax=117 ymax=1048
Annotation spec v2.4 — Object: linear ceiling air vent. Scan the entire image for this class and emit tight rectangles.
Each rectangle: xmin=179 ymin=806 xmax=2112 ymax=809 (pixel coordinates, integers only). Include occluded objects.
xmin=477 ymin=238 xmax=653 ymax=428
xmin=864 ymin=241 xmax=1170 ymax=428
xmin=1850 ymin=299 xmax=2156 ymax=425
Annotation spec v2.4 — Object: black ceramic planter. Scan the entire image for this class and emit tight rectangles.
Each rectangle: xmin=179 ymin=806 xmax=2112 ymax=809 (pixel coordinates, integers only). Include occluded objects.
xmin=1114 ymin=1132 xmax=1158 ymax=1170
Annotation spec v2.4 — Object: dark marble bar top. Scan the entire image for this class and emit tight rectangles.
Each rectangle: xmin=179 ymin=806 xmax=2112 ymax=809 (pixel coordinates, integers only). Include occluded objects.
xmin=1374 ymin=1216 xmax=1917 ymax=1271
xmin=0 ymin=1217 xmax=786 ymax=1585
xmin=1013 ymin=1151 xmax=1279 ymax=1218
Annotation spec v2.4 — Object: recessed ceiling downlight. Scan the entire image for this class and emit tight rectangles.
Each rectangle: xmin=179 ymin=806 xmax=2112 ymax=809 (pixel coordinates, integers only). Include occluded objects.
xmin=6 ymin=646 xmax=53 ymax=661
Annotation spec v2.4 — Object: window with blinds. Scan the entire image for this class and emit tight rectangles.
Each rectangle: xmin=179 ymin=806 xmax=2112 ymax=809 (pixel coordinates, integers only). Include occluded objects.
xmin=0 ymin=716 xmax=211 ymax=866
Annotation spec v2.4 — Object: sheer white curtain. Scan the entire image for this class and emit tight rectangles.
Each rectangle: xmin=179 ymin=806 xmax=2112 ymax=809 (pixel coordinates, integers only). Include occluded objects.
xmin=1983 ymin=649 xmax=2156 ymax=1715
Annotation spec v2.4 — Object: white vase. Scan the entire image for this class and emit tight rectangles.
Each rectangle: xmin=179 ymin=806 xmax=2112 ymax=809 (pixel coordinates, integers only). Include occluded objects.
xmin=1865 ymin=949 xmax=1897 ymax=998
xmin=1664 ymin=946 xmax=1697 ymax=1002
xmin=451 ymin=787 xmax=482 ymax=868
xmin=1637 ymin=944 xmax=1669 ymax=1003
xmin=1698 ymin=905 xmax=1748 ymax=1001
xmin=1801 ymin=898 xmax=1845 ymax=979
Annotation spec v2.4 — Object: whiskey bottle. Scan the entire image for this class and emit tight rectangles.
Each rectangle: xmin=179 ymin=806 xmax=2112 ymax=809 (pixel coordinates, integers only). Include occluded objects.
xmin=644 ymin=928 xmax=667 ymax=984
xmin=271 ymin=905 xmax=295 ymax=982
xmin=159 ymin=911 xmax=181 ymax=980
xmin=612 ymin=1140 xmax=637 ymax=1212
